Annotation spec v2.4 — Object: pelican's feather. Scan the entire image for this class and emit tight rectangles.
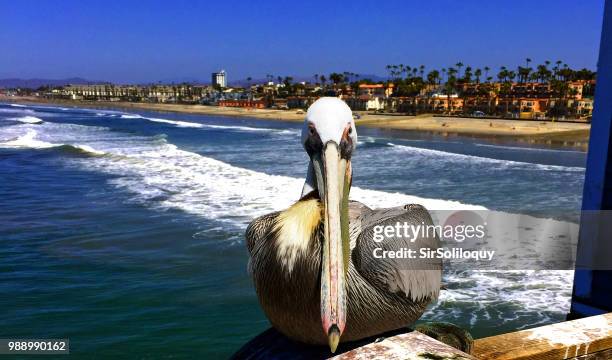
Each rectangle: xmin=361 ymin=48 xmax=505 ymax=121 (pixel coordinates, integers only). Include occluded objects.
xmin=350 ymin=203 xmax=442 ymax=302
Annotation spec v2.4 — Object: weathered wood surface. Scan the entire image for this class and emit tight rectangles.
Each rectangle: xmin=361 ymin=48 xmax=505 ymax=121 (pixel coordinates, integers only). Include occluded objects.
xmin=231 ymin=327 xmax=473 ymax=359
xmin=572 ymin=347 xmax=612 ymax=359
xmin=473 ymin=312 xmax=612 ymax=359
xmin=331 ymin=331 xmax=474 ymax=360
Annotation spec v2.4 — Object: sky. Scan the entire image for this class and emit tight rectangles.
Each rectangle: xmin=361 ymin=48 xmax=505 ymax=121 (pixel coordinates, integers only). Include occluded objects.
xmin=0 ymin=0 xmax=605 ymax=84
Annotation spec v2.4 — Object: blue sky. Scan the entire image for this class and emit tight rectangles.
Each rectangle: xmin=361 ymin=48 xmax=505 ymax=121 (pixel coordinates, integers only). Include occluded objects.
xmin=0 ymin=0 xmax=605 ymax=83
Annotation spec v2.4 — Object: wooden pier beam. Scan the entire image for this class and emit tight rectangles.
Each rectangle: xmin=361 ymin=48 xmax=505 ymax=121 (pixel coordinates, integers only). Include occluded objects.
xmin=473 ymin=313 xmax=612 ymax=359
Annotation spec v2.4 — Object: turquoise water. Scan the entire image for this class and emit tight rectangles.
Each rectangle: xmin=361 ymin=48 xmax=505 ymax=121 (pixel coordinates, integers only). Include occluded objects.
xmin=0 ymin=103 xmax=586 ymax=358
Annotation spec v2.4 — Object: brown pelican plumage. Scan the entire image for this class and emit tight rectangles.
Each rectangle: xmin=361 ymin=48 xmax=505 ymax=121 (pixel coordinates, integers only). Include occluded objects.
xmin=246 ymin=97 xmax=442 ymax=353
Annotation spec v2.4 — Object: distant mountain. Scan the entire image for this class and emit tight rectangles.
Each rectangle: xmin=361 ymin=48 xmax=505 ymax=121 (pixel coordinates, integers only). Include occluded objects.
xmin=0 ymin=77 xmax=109 ymax=89
xmin=155 ymin=77 xmax=209 ymax=85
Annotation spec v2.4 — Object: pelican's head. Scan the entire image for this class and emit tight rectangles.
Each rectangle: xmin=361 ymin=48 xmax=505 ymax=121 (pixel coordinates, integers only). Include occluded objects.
xmin=301 ymin=97 xmax=356 ymax=352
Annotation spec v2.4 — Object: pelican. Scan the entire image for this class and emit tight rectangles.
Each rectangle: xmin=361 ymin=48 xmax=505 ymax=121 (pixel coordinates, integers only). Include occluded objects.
xmin=246 ymin=97 xmax=442 ymax=353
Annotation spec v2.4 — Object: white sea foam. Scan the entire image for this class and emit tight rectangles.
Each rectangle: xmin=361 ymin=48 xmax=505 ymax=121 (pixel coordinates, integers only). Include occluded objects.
xmin=0 ymin=107 xmax=35 ymax=114
xmin=118 ymin=112 xmax=299 ymax=133
xmin=201 ymin=124 xmax=264 ymax=131
xmin=142 ymin=117 xmax=205 ymax=128
xmin=1 ymin=130 xmax=58 ymax=148
xmin=71 ymin=144 xmax=106 ymax=156
xmin=120 ymin=114 xmax=203 ymax=128
xmin=9 ymin=103 xmax=27 ymax=107
xmin=0 ymin=126 xmax=105 ymax=155
xmin=0 ymin=122 xmax=483 ymax=226
xmin=475 ymin=143 xmax=584 ymax=154
xmin=387 ymin=142 xmax=585 ymax=172
xmin=90 ymin=142 xmax=484 ymax=227
xmin=425 ymin=270 xmax=573 ymax=325
xmin=10 ymin=115 xmax=44 ymax=124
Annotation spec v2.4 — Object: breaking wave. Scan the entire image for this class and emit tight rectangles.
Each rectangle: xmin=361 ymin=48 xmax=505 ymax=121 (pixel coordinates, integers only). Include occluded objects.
xmin=118 ymin=113 xmax=299 ymax=134
xmin=0 ymin=129 xmax=105 ymax=156
xmin=387 ymin=142 xmax=584 ymax=172
xmin=9 ymin=115 xmax=44 ymax=124
xmin=122 ymin=114 xmax=204 ymax=128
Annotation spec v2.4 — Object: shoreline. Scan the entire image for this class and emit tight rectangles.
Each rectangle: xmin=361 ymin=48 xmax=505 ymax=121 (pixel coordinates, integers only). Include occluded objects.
xmin=1 ymin=96 xmax=591 ymax=150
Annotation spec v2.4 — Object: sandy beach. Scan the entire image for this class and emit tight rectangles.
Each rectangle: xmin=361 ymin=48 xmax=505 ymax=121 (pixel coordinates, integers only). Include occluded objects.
xmin=1 ymin=95 xmax=591 ymax=149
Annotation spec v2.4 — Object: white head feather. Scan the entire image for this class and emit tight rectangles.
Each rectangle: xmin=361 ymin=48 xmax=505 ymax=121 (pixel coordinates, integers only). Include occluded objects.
xmin=301 ymin=97 xmax=357 ymax=148
xmin=300 ymin=98 xmax=357 ymax=198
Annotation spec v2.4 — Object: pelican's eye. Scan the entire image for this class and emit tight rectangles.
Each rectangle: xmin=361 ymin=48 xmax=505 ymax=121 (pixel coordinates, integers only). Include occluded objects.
xmin=304 ymin=123 xmax=323 ymax=157
xmin=309 ymin=124 xmax=316 ymax=136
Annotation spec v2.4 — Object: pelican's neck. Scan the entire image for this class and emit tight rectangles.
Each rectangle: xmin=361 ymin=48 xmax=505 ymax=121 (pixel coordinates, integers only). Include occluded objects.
xmin=273 ymin=197 xmax=322 ymax=273
xmin=301 ymin=160 xmax=317 ymax=198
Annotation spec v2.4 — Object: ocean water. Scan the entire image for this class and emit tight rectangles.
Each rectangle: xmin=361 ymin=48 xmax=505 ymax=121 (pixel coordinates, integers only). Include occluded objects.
xmin=0 ymin=103 xmax=586 ymax=358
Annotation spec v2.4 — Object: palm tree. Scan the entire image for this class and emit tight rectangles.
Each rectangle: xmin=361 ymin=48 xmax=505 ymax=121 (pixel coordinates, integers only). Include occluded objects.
xmin=526 ymin=58 xmax=532 ymax=68
xmin=329 ymin=73 xmax=344 ymax=85
xmin=555 ymin=60 xmax=563 ymax=80
xmin=518 ymin=66 xmax=532 ymax=83
xmin=446 ymin=67 xmax=458 ymax=113
xmin=463 ymin=66 xmax=473 ymax=83
xmin=455 ymin=62 xmax=464 ymax=80
xmin=475 ymin=68 xmax=482 ymax=83
xmin=498 ymin=66 xmax=508 ymax=82
xmin=419 ymin=65 xmax=425 ymax=80
xmin=508 ymin=71 xmax=516 ymax=82
xmin=398 ymin=64 xmax=405 ymax=79
xmin=427 ymin=70 xmax=440 ymax=85
xmin=484 ymin=66 xmax=490 ymax=82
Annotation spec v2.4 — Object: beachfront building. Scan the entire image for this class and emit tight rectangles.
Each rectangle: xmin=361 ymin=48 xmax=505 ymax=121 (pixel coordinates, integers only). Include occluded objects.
xmin=287 ymin=96 xmax=316 ymax=109
xmin=344 ymin=83 xmax=395 ymax=111
xmin=424 ymin=93 xmax=464 ymax=114
xmin=212 ymin=70 xmax=227 ymax=88
xmin=30 ymin=72 xmax=596 ymax=121
xmin=570 ymin=98 xmax=594 ymax=119
xmin=345 ymin=95 xmax=387 ymax=111
xmin=218 ymin=99 xmax=266 ymax=108
xmin=59 ymin=84 xmax=212 ymax=103
xmin=358 ymin=83 xmax=394 ymax=97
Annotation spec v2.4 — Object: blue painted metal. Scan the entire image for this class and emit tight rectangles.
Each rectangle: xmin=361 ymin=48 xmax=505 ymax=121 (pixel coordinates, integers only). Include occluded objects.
xmin=570 ymin=0 xmax=612 ymax=319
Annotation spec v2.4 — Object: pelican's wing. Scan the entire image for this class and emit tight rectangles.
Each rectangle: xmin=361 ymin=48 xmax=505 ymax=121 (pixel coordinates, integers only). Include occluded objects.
xmin=351 ymin=203 xmax=442 ymax=302
xmin=246 ymin=212 xmax=279 ymax=255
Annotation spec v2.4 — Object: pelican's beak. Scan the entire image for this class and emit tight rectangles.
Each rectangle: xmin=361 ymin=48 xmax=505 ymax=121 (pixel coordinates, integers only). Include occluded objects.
xmin=312 ymin=141 xmax=351 ymax=353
